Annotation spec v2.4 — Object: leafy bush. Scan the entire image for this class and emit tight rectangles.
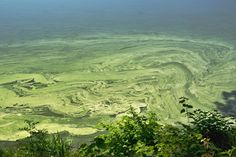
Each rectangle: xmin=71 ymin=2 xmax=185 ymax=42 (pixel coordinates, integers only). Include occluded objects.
xmin=189 ymin=109 xmax=236 ymax=150
xmin=19 ymin=120 xmax=72 ymax=157
xmin=156 ymin=125 xmax=206 ymax=157
xmin=76 ymin=107 xmax=211 ymax=157
xmin=76 ymin=102 xmax=236 ymax=157
xmin=1 ymin=99 xmax=236 ymax=157
xmin=179 ymin=97 xmax=236 ymax=150
xmin=77 ymin=107 xmax=161 ymax=156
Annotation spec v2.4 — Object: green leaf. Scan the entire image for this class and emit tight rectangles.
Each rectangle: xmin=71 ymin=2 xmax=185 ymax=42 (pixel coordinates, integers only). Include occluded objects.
xmin=180 ymin=109 xmax=186 ymax=113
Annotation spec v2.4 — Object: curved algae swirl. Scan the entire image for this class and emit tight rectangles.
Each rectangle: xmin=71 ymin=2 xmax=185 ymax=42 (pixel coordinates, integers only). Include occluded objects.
xmin=0 ymin=34 xmax=235 ymax=140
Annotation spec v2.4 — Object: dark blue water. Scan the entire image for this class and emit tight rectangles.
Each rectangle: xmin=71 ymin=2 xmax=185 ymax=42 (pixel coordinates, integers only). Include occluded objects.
xmin=0 ymin=0 xmax=236 ymax=44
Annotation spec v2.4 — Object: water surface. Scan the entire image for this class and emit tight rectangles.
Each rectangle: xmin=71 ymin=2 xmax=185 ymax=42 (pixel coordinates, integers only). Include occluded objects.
xmin=0 ymin=0 xmax=236 ymax=44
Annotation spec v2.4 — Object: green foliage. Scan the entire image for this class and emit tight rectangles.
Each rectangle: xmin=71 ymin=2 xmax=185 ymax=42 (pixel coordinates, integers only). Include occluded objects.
xmin=76 ymin=107 xmax=209 ymax=157
xmin=189 ymin=109 xmax=236 ymax=150
xmin=156 ymin=125 xmax=206 ymax=157
xmin=179 ymin=96 xmax=236 ymax=150
xmin=20 ymin=120 xmax=40 ymax=133
xmin=76 ymin=104 xmax=236 ymax=157
xmin=0 ymin=149 xmax=16 ymax=157
xmin=77 ymin=107 xmax=161 ymax=156
xmin=179 ymin=97 xmax=193 ymax=122
xmin=18 ymin=120 xmax=72 ymax=157
xmin=1 ymin=99 xmax=236 ymax=157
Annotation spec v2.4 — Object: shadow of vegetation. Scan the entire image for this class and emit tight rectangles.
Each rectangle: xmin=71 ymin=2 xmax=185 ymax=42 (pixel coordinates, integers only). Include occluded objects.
xmin=214 ymin=90 xmax=236 ymax=117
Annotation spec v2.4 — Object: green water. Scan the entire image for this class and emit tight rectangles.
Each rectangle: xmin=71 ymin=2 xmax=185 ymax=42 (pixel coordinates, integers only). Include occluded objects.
xmin=0 ymin=0 xmax=236 ymax=140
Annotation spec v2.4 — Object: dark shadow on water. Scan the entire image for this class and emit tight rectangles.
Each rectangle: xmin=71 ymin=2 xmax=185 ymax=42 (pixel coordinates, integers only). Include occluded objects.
xmin=214 ymin=90 xmax=236 ymax=117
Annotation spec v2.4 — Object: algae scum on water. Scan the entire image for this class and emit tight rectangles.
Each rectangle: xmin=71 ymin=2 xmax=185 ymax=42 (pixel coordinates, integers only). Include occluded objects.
xmin=0 ymin=34 xmax=235 ymax=140
xmin=1 ymin=0 xmax=236 ymax=141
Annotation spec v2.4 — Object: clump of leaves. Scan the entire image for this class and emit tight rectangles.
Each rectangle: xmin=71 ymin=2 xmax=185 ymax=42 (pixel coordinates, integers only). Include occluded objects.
xmin=2 ymin=98 xmax=236 ymax=157
xmin=156 ymin=125 xmax=207 ymax=157
xmin=78 ymin=99 xmax=236 ymax=157
xmin=179 ymin=96 xmax=193 ymax=122
xmin=19 ymin=120 xmax=72 ymax=157
xmin=77 ymin=107 xmax=161 ymax=156
xmin=189 ymin=109 xmax=236 ymax=150
xmin=77 ymin=107 xmax=209 ymax=157
xmin=179 ymin=96 xmax=236 ymax=151
xmin=0 ymin=148 xmax=16 ymax=157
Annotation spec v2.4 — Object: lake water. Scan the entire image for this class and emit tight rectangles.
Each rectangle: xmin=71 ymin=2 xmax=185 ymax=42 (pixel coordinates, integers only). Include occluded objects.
xmin=0 ymin=0 xmax=236 ymax=140
xmin=0 ymin=0 xmax=236 ymax=44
